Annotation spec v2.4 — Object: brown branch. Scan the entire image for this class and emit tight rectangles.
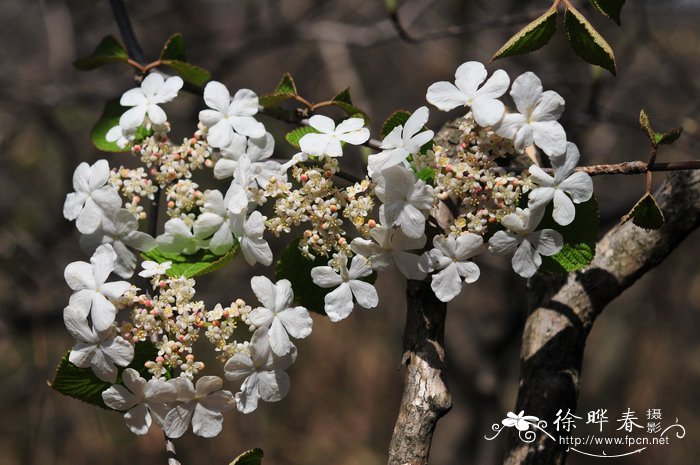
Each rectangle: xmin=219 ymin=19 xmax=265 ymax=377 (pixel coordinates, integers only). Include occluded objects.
xmin=388 ymin=279 xmax=452 ymax=465
xmin=164 ymin=433 xmax=181 ymax=465
xmin=503 ymin=168 xmax=700 ymax=465
xmin=505 ymin=160 xmax=700 ymax=176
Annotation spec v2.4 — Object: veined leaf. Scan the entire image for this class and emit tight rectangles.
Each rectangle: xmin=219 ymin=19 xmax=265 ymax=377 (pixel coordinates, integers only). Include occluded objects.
xmin=564 ymin=6 xmax=617 ymax=75
xmin=329 ymin=88 xmax=370 ymax=122
xmin=259 ymin=73 xmax=298 ymax=108
xmin=160 ymin=33 xmax=187 ymax=61
xmin=639 ymin=109 xmax=654 ymax=141
xmin=639 ymin=109 xmax=683 ymax=147
xmin=621 ymin=193 xmax=665 ymax=230
xmin=285 ymin=126 xmax=318 ymax=149
xmin=380 ymin=110 xmax=411 ymax=139
xmin=492 ymin=5 xmax=558 ymax=60
xmin=141 ymin=244 xmax=239 ymax=278
xmin=161 ymin=60 xmax=211 ymax=87
xmin=590 ymin=0 xmax=625 ymax=25
xmin=230 ymin=448 xmax=264 ymax=465
xmin=74 ymin=35 xmax=129 ymax=70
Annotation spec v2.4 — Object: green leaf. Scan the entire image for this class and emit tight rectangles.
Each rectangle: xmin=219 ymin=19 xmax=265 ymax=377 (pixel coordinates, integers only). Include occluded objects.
xmin=50 ymin=341 xmax=158 ymax=409
xmin=275 ymin=73 xmax=298 ymax=95
xmin=160 ymin=33 xmax=187 ymax=61
xmin=142 ymin=244 xmax=239 ymax=278
xmin=91 ymin=99 xmax=128 ymax=152
xmin=621 ymin=193 xmax=665 ymax=230
xmin=381 ymin=110 xmax=411 ymax=139
xmin=160 ymin=60 xmax=211 ymax=87
xmin=74 ymin=35 xmax=129 ymax=70
xmin=275 ymin=238 xmax=377 ymax=315
xmin=259 ymin=93 xmax=295 ymax=108
xmin=492 ymin=5 xmax=558 ymax=60
xmin=330 ymin=88 xmax=370 ymax=122
xmin=285 ymin=126 xmax=318 ymax=148
xmin=414 ymin=167 xmax=436 ymax=183
xmin=656 ymin=127 xmax=683 ymax=146
xmin=590 ymin=0 xmax=625 ymax=25
xmin=230 ymin=448 xmax=264 ymax=465
xmin=539 ymin=196 xmax=600 ymax=273
xmin=564 ymin=6 xmax=617 ymax=75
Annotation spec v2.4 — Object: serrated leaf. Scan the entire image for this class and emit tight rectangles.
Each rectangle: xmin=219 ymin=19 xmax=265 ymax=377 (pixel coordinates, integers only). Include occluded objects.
xmin=285 ymin=126 xmax=318 ymax=149
xmin=50 ymin=341 xmax=158 ymax=409
xmin=91 ymin=99 xmax=128 ymax=152
xmin=333 ymin=88 xmax=353 ymax=105
xmin=381 ymin=110 xmax=411 ymax=139
xmin=141 ymin=244 xmax=239 ymax=278
xmin=492 ymin=5 xmax=558 ymax=61
xmin=275 ymin=73 xmax=297 ymax=95
xmin=275 ymin=238 xmax=377 ymax=315
xmin=160 ymin=33 xmax=187 ymax=61
xmin=230 ymin=448 xmax=264 ymax=465
xmin=621 ymin=193 xmax=665 ymax=230
xmin=564 ymin=6 xmax=617 ymax=75
xmin=590 ymin=0 xmax=625 ymax=25
xmin=656 ymin=127 xmax=683 ymax=145
xmin=161 ymin=60 xmax=211 ymax=87
xmin=327 ymin=88 xmax=370 ymax=122
xmin=74 ymin=35 xmax=129 ymax=70
xmin=538 ymin=196 xmax=600 ymax=273
xmin=639 ymin=109 xmax=654 ymax=141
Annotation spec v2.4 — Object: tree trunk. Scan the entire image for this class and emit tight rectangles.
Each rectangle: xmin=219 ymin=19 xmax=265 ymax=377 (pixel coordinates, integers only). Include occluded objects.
xmin=388 ymin=280 xmax=452 ymax=465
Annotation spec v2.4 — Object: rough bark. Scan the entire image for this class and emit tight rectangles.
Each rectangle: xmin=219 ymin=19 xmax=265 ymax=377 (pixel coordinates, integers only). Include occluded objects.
xmin=388 ymin=280 xmax=452 ymax=465
xmin=503 ymin=169 xmax=700 ymax=465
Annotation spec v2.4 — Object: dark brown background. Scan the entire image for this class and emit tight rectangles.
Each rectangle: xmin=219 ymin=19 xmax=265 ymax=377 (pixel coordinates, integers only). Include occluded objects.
xmin=1 ymin=0 xmax=699 ymax=464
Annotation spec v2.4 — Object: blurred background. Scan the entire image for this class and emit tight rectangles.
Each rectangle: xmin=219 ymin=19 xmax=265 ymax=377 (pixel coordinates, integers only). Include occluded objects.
xmin=1 ymin=0 xmax=699 ymax=464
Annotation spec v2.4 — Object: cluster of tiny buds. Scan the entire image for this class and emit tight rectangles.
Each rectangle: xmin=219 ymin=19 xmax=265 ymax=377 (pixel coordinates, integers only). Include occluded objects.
xmin=343 ymin=178 xmax=376 ymax=238
xmin=109 ymin=166 xmax=158 ymax=219
xmin=165 ymin=180 xmax=205 ymax=225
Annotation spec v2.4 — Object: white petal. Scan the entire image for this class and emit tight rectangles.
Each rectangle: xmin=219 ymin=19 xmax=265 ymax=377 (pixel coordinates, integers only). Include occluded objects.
xmin=454 ymin=233 xmax=484 ymax=260
xmin=431 ymin=263 xmax=463 ymax=302
xmin=213 ymin=159 xmax=237 ymax=179
xmin=102 ymin=385 xmax=140 ymax=411
xmin=203 ymin=81 xmax=231 ymax=113
xmin=146 ymin=103 xmax=167 ymax=125
xmin=100 ymin=281 xmax=130 ymax=300
xmin=398 ymin=204 xmax=427 ymax=239
xmin=91 ymin=293 xmax=117 ymax=332
xmin=63 ymin=305 xmax=95 ymax=342
xmin=337 ymin=128 xmax=370 ymax=145
xmin=140 ymin=73 xmax=165 ymax=95
xmin=512 ymin=240 xmax=541 ymax=278
xmin=349 ymin=280 xmax=378 ymax=309
xmin=269 ymin=317 xmax=292 ymax=356
xmin=456 ymin=261 xmax=480 ymax=283
xmin=229 ymin=88 xmax=259 ymax=116
xmin=527 ymin=229 xmax=564 ymax=256
xmin=494 ymin=113 xmax=526 ymax=140
xmin=199 ymin=108 xmax=223 ymax=127
xmin=63 ymin=192 xmax=87 ymax=220
xmin=90 ymin=349 xmax=118 ymax=383
xmin=120 ymin=88 xmax=146 ymax=107
xmin=241 ymin=236 xmax=273 ymax=266
xmin=403 ymin=106 xmax=429 ymax=139
xmin=119 ymin=105 xmax=147 ymax=130
xmin=532 ymin=90 xmax=565 ymax=122
xmin=324 ymin=283 xmax=354 ymax=322
xmin=335 ymin=117 xmax=365 ymax=134
xmin=257 ymin=371 xmax=290 ymax=403
xmin=510 ymin=72 xmax=543 ymax=116
xmin=101 ymin=335 xmax=134 ymax=367
xmin=551 ymin=189 xmax=576 ymax=226
xmin=248 ymin=306 xmax=274 ymax=328
xmin=454 ymin=61 xmax=487 ymax=97
xmin=559 ymin=172 xmax=593 ymax=204
xmin=514 ymin=124 xmax=535 ymax=154
xmin=488 ymin=230 xmax=521 ymax=255
xmin=391 ymin=250 xmax=427 ymax=280
xmin=528 ymin=186 xmax=556 ymax=211
xmin=528 ymin=164 xmax=555 ymax=187
xmin=531 ymin=121 xmax=567 ymax=157
xmin=299 ymin=133 xmax=330 ymax=157
xmin=206 ymin=119 xmax=234 ymax=148
xmin=191 ymin=404 xmax=224 ymax=438
xmin=426 ymin=81 xmax=468 ymax=111
xmin=76 ymin=198 xmax=104 ymax=234
xmin=124 ymin=403 xmax=151 ymax=435
xmin=471 ymin=97 xmax=506 ymax=127
xmin=250 ymin=275 xmax=277 ymax=309
xmin=64 ymin=261 xmax=96 ymax=291
xmin=224 ymin=353 xmax=255 ymax=381
xmin=308 ymin=114 xmax=336 ymax=133
xmin=278 ymin=307 xmax=312 ymax=339
xmin=164 ymin=403 xmax=195 ymax=438
xmin=154 ymin=76 xmax=183 ymax=103
xmin=230 ymin=116 xmax=265 ymax=138
xmin=310 ymin=267 xmax=343 ymax=288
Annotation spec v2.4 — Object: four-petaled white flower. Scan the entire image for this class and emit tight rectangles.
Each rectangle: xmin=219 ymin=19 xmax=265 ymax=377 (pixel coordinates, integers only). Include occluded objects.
xmin=231 ymin=211 xmax=273 ymax=266
xmin=215 ymin=132 xmax=285 ymax=188
xmin=164 ymin=376 xmax=235 ymax=438
xmin=224 ymin=327 xmax=297 ymax=414
xmin=310 ymin=254 xmax=378 ymax=322
xmin=101 ymin=368 xmax=177 ymax=435
xmin=138 ymin=260 xmax=172 ymax=278
xmin=119 ymin=73 xmax=183 ymax=130
xmin=64 ymin=244 xmax=131 ymax=331
xmin=63 ymin=304 xmax=133 ymax=383
xmin=299 ymin=115 xmax=370 ymax=158
xmin=199 ymin=81 xmax=265 ymax=148
xmin=375 ymin=165 xmax=435 ymax=239
xmin=63 ymin=160 xmax=122 ymax=234
xmin=527 ymin=142 xmax=594 ymax=226
xmin=488 ymin=208 xmax=563 ymax=278
xmin=494 ymin=72 xmax=567 ymax=157
xmin=418 ymin=234 xmax=483 ymax=303
xmin=80 ymin=209 xmax=157 ymax=278
xmin=426 ymin=61 xmax=510 ymax=127
xmin=502 ymin=411 xmax=540 ymax=432
xmin=157 ymin=218 xmax=208 ymax=255
xmin=247 ymin=276 xmax=312 ymax=356
xmin=350 ymin=223 xmax=426 ymax=280
xmin=368 ymin=106 xmax=435 ymax=177
xmin=193 ymin=190 xmax=236 ymax=256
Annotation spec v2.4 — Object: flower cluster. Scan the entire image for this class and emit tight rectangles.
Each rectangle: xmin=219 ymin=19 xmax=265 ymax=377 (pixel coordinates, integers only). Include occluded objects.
xmin=59 ymin=59 xmax=594 ymax=439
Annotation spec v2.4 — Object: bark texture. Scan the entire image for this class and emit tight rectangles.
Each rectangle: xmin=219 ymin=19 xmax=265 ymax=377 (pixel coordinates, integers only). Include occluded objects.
xmin=503 ymin=169 xmax=700 ymax=465
xmin=388 ymin=280 xmax=452 ymax=465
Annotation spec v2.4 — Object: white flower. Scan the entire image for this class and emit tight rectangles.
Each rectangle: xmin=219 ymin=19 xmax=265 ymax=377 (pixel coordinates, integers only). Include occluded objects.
xmin=247 ymin=276 xmax=312 ymax=356
xmin=418 ymin=234 xmax=483 ymax=302
xmin=426 ymin=61 xmax=509 ymax=126
xmin=502 ymin=411 xmax=540 ymax=432
xmin=64 ymin=244 xmax=131 ymax=332
xmin=488 ymin=208 xmax=563 ymax=278
xmin=494 ymin=72 xmax=567 ymax=157
xmin=80 ymin=209 xmax=157 ymax=278
xmin=527 ymin=142 xmax=594 ymax=226
xmin=163 ymin=376 xmax=235 ymax=438
xmin=375 ymin=165 xmax=435 ymax=239
xmin=310 ymin=254 xmax=378 ymax=322
xmin=138 ymin=260 xmax=172 ymax=278
xmin=63 ymin=304 xmax=133 ymax=383
xmin=192 ymin=190 xmax=235 ymax=256
xmin=223 ymin=156 xmax=259 ymax=215
xmin=299 ymin=115 xmax=370 ymax=158
xmin=63 ymin=160 xmax=122 ymax=234
xmin=199 ymin=81 xmax=265 ymax=148
xmin=350 ymin=223 xmax=426 ymax=280
xmin=230 ymin=211 xmax=273 ymax=266
xmin=368 ymin=106 xmax=434 ymax=177
xmin=215 ymin=132 xmax=285 ymax=188
xmin=105 ymin=124 xmax=134 ymax=149
xmin=119 ymin=73 xmax=183 ymax=130
xmin=101 ymin=368 xmax=177 ymax=435
xmin=224 ymin=328 xmax=297 ymax=414
xmin=157 ymin=218 xmax=208 ymax=255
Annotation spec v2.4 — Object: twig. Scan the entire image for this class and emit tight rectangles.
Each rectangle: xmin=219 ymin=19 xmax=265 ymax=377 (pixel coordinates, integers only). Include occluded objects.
xmin=164 ymin=433 xmax=181 ymax=465
xmin=505 ymin=160 xmax=700 ymax=176
xmin=108 ymin=0 xmax=146 ymax=64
